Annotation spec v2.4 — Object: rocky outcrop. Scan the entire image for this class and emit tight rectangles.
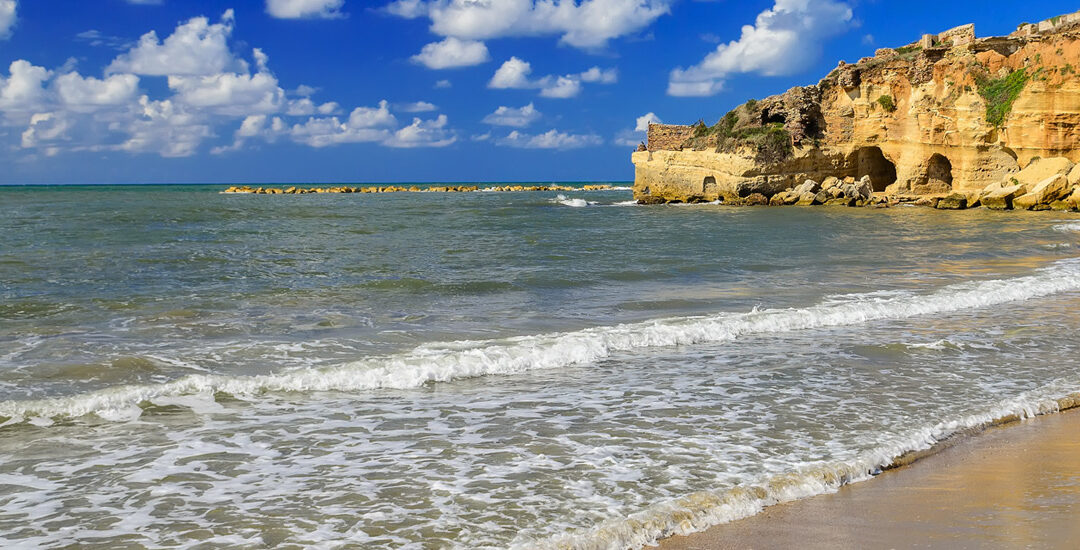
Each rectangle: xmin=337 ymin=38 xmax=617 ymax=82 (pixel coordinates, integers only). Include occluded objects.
xmin=633 ymin=10 xmax=1080 ymax=210
xmin=224 ymin=184 xmax=616 ymax=195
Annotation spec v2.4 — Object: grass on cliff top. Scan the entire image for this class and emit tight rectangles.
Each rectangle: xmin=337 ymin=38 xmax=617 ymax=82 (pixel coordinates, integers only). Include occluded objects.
xmin=976 ymin=68 xmax=1029 ymax=127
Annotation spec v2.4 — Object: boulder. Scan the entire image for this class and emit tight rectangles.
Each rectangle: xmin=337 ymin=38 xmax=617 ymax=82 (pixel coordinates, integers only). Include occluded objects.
xmin=744 ymin=193 xmax=769 ymax=206
xmin=982 ymin=184 xmax=1024 ymax=210
xmin=796 ymin=191 xmax=818 ymax=205
xmin=1012 ymin=157 xmax=1074 ymax=192
xmin=853 ymin=177 xmax=873 ymax=200
xmin=936 ymin=193 xmax=968 ymax=210
xmin=793 ymin=179 xmax=821 ymax=195
xmin=814 ymin=191 xmax=830 ymax=204
xmin=827 ymin=186 xmax=844 ymax=199
xmin=769 ymin=194 xmax=788 ymax=206
xmin=1013 ymin=174 xmax=1070 ymax=209
xmin=914 ymin=197 xmax=939 ymax=207
xmin=822 ymin=176 xmax=841 ymax=190
xmin=1068 ymin=163 xmax=1080 ymax=187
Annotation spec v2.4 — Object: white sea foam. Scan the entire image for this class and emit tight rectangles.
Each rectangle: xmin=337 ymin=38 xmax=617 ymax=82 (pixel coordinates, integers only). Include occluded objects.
xmin=524 ymin=386 xmax=1080 ymax=550
xmin=1053 ymin=222 xmax=1080 ymax=233
xmin=3 ymin=258 xmax=1080 ymax=424
xmin=553 ymin=194 xmax=596 ymax=207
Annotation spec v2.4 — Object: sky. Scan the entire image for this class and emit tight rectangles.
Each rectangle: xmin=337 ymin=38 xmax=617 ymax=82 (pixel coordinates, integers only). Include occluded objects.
xmin=0 ymin=0 xmax=1076 ymax=184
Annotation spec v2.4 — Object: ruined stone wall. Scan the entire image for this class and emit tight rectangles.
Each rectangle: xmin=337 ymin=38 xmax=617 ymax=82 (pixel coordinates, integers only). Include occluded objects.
xmin=646 ymin=124 xmax=694 ymax=152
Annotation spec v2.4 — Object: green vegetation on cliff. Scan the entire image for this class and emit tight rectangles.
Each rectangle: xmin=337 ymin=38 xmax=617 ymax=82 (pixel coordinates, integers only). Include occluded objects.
xmin=684 ymin=103 xmax=792 ymax=162
xmin=876 ymin=94 xmax=896 ymax=112
xmin=976 ymin=68 xmax=1029 ymax=127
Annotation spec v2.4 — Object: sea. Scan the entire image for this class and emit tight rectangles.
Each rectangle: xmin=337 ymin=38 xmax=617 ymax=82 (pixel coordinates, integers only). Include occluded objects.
xmin=3 ymin=183 xmax=1080 ymax=549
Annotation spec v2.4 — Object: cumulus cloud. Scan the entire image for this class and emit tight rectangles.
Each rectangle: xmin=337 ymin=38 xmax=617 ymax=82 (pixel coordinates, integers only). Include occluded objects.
xmin=55 ymin=73 xmax=140 ymax=112
xmin=615 ymin=111 xmax=661 ymax=146
xmin=0 ymin=60 xmax=50 ymax=116
xmin=397 ymin=101 xmax=437 ymax=112
xmin=384 ymin=114 xmax=456 ymax=148
xmin=482 ymin=102 xmax=540 ymax=127
xmin=411 ymin=37 xmax=490 ymax=69
xmin=0 ymin=11 xmax=460 ymax=159
xmin=668 ymin=0 xmax=853 ymax=97
xmin=635 ymin=111 xmax=661 ymax=132
xmin=384 ymin=0 xmax=670 ymax=49
xmin=266 ymin=0 xmax=345 ymax=19
xmin=0 ymin=0 xmax=16 ymax=40
xmin=488 ymin=57 xmax=616 ymax=98
xmin=497 ymin=129 xmax=603 ymax=149
xmin=107 ymin=10 xmax=241 ymax=77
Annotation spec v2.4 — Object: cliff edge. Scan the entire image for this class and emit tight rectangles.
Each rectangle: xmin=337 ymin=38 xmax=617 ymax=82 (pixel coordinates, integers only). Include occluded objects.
xmin=634 ymin=11 xmax=1080 ymax=210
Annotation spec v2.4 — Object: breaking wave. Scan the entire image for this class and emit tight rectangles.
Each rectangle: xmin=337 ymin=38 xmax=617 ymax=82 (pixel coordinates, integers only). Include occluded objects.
xmin=4 ymin=258 xmax=1080 ymax=425
xmin=524 ymin=388 xmax=1080 ymax=549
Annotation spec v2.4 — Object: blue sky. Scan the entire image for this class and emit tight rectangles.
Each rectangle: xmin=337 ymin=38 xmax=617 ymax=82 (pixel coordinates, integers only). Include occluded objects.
xmin=0 ymin=0 xmax=1075 ymax=184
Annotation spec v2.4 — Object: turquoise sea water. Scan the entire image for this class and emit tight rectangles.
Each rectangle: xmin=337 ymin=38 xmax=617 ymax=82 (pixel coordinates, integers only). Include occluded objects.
xmin=3 ymin=184 xmax=1080 ymax=548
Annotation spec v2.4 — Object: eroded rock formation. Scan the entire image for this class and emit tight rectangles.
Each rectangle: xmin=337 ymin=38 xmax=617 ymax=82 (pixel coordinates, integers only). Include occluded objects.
xmin=633 ymin=11 xmax=1080 ymax=209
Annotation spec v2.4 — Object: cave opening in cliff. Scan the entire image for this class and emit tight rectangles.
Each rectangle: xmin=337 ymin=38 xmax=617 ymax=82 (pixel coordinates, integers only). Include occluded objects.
xmin=854 ymin=147 xmax=897 ymax=192
xmin=702 ymin=176 xmax=717 ymax=195
xmin=926 ymin=154 xmax=953 ymax=190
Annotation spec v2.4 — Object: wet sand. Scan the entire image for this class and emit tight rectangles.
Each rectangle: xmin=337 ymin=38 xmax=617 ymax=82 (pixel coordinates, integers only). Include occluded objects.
xmin=659 ymin=408 xmax=1080 ymax=549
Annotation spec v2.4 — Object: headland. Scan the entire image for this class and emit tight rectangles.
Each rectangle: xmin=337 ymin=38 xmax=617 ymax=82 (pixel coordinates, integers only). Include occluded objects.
xmin=634 ymin=10 xmax=1080 ymax=211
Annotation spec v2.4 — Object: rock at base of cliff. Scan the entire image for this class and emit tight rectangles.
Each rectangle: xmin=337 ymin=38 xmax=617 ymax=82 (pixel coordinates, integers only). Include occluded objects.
xmin=936 ymin=193 xmax=968 ymax=210
xmin=1013 ymin=174 xmax=1071 ymax=209
xmin=744 ymin=193 xmax=769 ymax=206
xmin=982 ymin=184 xmax=1025 ymax=210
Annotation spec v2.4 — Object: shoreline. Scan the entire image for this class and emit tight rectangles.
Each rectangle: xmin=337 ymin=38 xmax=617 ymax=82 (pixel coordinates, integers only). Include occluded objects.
xmin=658 ymin=396 xmax=1080 ymax=549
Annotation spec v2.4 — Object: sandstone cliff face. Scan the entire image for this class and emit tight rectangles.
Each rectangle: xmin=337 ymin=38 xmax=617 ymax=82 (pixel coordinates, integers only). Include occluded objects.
xmin=634 ymin=12 xmax=1080 ymax=204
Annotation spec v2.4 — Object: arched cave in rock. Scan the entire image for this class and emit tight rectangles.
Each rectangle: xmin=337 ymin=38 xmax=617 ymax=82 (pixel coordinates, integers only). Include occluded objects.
xmin=855 ymin=147 xmax=898 ymax=192
xmin=926 ymin=154 xmax=954 ymax=190
xmin=702 ymin=176 xmax=717 ymax=194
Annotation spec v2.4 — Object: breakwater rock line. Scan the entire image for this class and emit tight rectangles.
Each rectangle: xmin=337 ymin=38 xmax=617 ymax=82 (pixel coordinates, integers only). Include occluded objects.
xmin=223 ymin=184 xmax=617 ymax=195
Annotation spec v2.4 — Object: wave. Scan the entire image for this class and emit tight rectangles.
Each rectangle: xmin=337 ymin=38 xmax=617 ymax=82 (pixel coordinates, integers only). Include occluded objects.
xmin=552 ymin=194 xmax=597 ymax=208
xmin=523 ymin=388 xmax=1080 ymax=550
xmin=4 ymin=258 xmax=1080 ymax=425
xmin=1053 ymin=222 xmax=1080 ymax=233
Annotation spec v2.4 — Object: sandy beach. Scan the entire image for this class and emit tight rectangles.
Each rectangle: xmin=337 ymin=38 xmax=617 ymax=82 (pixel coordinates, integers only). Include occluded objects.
xmin=660 ymin=407 xmax=1080 ymax=549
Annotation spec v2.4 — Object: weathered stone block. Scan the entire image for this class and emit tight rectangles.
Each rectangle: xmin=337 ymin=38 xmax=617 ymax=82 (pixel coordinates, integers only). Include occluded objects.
xmin=936 ymin=193 xmax=968 ymax=209
xmin=982 ymin=184 xmax=1024 ymax=210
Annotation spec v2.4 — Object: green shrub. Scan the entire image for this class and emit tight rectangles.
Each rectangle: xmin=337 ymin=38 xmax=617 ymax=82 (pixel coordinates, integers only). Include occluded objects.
xmin=876 ymin=94 xmax=896 ymax=112
xmin=975 ymin=68 xmax=1029 ymax=127
xmin=896 ymin=45 xmax=921 ymax=56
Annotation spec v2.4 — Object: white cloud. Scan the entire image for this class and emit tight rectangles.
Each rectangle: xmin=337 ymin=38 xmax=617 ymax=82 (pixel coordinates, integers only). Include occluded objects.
xmin=489 ymin=57 xmax=615 ymax=98
xmin=482 ymin=102 xmax=540 ymax=127
xmin=0 ymin=60 xmax=50 ymax=115
xmin=0 ymin=0 xmax=16 ymax=40
xmin=167 ymin=72 xmax=284 ymax=115
xmin=668 ymin=0 xmax=853 ymax=96
xmin=384 ymin=114 xmax=456 ymax=148
xmin=107 ymin=10 xmax=239 ymax=76
xmin=615 ymin=111 xmax=662 ymax=146
xmin=411 ymin=37 xmax=490 ymax=69
xmin=0 ymin=10 xmax=460 ymax=159
xmin=579 ymin=67 xmax=617 ymax=84
xmin=118 ymin=96 xmax=213 ymax=157
xmin=126 ymin=0 xmax=164 ymax=4
xmin=266 ymin=0 xmax=345 ymax=19
xmin=285 ymin=97 xmax=339 ymax=115
xmin=398 ymin=101 xmax=437 ymax=112
xmin=434 ymin=79 xmax=452 ymax=88
xmin=497 ymin=129 xmax=603 ymax=149
xmin=55 ymin=73 xmax=140 ymax=111
xmin=635 ymin=112 xmax=661 ymax=132
xmin=384 ymin=0 xmax=670 ymax=49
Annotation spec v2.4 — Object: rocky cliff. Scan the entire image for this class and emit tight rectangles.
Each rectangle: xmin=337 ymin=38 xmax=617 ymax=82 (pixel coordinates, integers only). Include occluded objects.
xmin=634 ymin=11 xmax=1080 ymax=210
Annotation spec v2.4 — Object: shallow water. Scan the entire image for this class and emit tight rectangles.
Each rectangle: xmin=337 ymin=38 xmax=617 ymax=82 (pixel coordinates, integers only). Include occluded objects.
xmin=2 ymin=184 xmax=1080 ymax=548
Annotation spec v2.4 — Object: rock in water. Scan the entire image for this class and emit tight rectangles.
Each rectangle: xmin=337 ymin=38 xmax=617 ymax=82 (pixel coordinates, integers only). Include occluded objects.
xmin=982 ymin=184 xmax=1025 ymax=210
xmin=936 ymin=193 xmax=968 ymax=210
